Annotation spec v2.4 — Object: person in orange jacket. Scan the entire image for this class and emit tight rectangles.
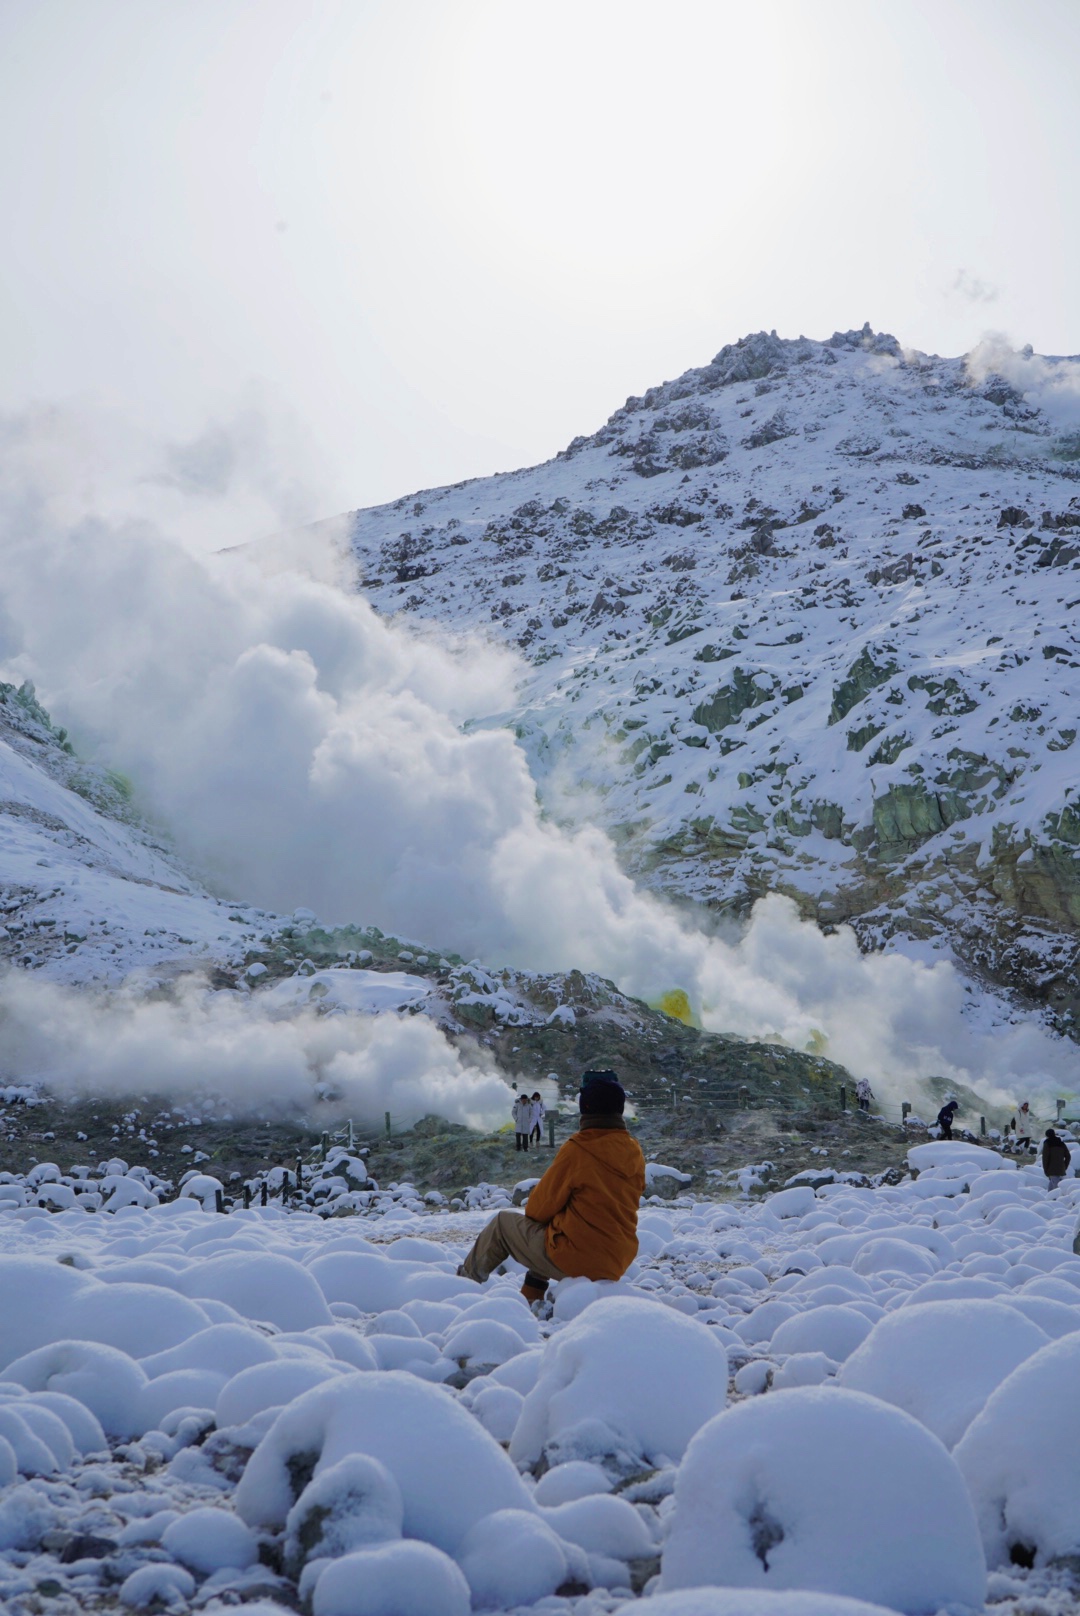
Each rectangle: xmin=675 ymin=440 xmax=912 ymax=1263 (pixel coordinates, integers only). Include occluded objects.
xmin=458 ymin=1069 xmax=646 ymax=1304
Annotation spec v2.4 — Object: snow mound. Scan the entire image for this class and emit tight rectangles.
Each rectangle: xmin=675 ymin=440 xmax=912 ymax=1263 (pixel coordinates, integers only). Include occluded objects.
xmin=175 ymin=1252 xmax=333 ymax=1330
xmin=837 ymin=1300 xmax=1049 ymax=1447
xmin=510 ymin=1295 xmax=728 ymax=1469
xmin=284 ymin=1454 xmax=403 ymax=1577
xmin=850 ymin=1238 xmax=940 ymax=1278
xmin=954 ymin=1331 xmax=1080 ymax=1567
xmin=119 ymin=1562 xmax=197 ymax=1608
xmin=637 ymin=1592 xmax=900 ymax=1616
xmin=661 ymin=1386 xmax=986 ymax=1613
xmin=216 ymin=1358 xmax=345 ymax=1428
xmin=311 ymin=1540 xmax=470 ymax=1616
xmin=161 ymin=1507 xmax=259 ymax=1574
xmin=234 ymin=1370 xmax=533 ymax=1554
xmin=3 ymin=1340 xmax=149 ymax=1439
xmin=456 ymin=1508 xmax=569 ymax=1609
xmin=768 ymin=1305 xmax=873 ymax=1363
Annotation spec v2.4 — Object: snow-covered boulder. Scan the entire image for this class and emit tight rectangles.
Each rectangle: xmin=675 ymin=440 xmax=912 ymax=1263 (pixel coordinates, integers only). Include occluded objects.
xmin=639 ymin=1593 xmax=900 ymax=1616
xmin=119 ymin=1563 xmax=197 ymax=1608
xmin=234 ymin=1370 xmax=533 ymax=1554
xmin=311 ymin=1540 xmax=470 ymax=1616
xmin=3 ymin=1340 xmax=149 ymax=1439
xmin=456 ymin=1508 xmax=569 ymax=1609
xmin=954 ymin=1332 xmax=1080 ymax=1567
xmin=510 ymin=1295 xmax=728 ymax=1470
xmin=661 ymin=1387 xmax=986 ymax=1613
xmin=175 ymin=1252 xmax=333 ymax=1330
xmin=216 ymin=1358 xmax=345 ymax=1428
xmin=767 ymin=1305 xmax=873 ymax=1363
xmin=161 ymin=1507 xmax=260 ymax=1574
xmin=837 ymin=1300 xmax=1049 ymax=1447
xmin=284 ymin=1454 xmax=404 ymax=1577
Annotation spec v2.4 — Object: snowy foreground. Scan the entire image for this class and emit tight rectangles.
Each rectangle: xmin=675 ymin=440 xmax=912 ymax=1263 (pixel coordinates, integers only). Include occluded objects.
xmin=1 ymin=1142 xmax=1079 ymax=1616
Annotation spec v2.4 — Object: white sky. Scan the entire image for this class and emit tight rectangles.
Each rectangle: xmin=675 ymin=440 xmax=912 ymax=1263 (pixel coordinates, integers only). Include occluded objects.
xmin=2 ymin=0 xmax=1078 ymax=521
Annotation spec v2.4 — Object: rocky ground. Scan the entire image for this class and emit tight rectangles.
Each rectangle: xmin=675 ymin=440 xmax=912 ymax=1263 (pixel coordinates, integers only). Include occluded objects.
xmin=0 ymin=1080 xmax=1018 ymax=1210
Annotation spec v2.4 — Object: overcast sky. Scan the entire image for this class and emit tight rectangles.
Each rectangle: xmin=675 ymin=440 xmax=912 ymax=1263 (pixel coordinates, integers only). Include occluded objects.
xmin=2 ymin=0 xmax=1078 ymax=524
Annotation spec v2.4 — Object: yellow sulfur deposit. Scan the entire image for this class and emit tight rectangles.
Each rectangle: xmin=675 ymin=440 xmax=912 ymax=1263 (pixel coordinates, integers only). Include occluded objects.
xmin=655 ymin=988 xmax=695 ymax=1026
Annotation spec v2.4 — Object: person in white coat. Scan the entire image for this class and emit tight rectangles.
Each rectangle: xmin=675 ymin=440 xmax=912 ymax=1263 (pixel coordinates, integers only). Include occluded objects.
xmin=512 ymin=1093 xmax=533 ymax=1152
xmin=529 ymin=1091 xmax=546 ymax=1146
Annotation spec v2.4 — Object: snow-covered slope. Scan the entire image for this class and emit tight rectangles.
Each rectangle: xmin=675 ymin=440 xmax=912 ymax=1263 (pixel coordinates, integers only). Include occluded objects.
xmin=0 ymin=680 xmax=269 ymax=983
xmin=344 ymin=327 xmax=1080 ymax=1034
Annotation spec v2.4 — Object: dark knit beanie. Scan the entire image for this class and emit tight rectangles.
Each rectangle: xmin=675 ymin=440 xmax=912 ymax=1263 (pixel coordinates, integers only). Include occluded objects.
xmin=579 ymin=1069 xmax=625 ymax=1114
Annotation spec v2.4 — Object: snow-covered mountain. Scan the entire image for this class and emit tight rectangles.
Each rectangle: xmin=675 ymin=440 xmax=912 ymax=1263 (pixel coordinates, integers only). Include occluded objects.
xmin=0 ymin=679 xmax=269 ymax=983
xmin=344 ymin=327 xmax=1080 ymax=1037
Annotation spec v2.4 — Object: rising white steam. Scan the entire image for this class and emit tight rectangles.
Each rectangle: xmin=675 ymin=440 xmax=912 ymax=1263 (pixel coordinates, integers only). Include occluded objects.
xmin=0 ymin=403 xmax=1075 ymax=1113
xmin=0 ymin=971 xmax=511 ymax=1130
xmin=965 ymin=334 xmax=1080 ymax=432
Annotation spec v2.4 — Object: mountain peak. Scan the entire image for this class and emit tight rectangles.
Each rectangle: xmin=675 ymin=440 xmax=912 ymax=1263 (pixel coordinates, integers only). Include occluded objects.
xmin=346 ymin=328 xmax=1080 ymax=1043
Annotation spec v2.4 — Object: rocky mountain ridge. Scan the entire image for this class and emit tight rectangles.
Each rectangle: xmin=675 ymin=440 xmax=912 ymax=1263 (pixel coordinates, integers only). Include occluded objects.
xmin=343 ymin=326 xmax=1080 ymax=1038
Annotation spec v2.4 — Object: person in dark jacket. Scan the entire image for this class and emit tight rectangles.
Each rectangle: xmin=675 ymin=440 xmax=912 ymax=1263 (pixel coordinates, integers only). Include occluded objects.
xmin=936 ymin=1100 xmax=959 ymax=1140
xmin=458 ymin=1069 xmax=646 ymax=1304
xmin=1041 ymin=1128 xmax=1071 ymax=1190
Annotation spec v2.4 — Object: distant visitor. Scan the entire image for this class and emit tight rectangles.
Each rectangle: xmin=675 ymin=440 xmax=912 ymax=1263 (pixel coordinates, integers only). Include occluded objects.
xmin=512 ymin=1092 xmax=533 ymax=1152
xmin=1042 ymin=1127 xmax=1071 ymax=1190
xmin=936 ymin=1099 xmax=959 ymax=1140
xmin=459 ymin=1069 xmax=646 ymax=1304
xmin=529 ymin=1090 xmax=546 ymax=1146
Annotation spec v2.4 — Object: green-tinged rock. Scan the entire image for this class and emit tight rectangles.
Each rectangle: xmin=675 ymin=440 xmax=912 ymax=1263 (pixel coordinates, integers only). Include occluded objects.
xmin=873 ymin=781 xmax=972 ymax=852
xmin=829 ymin=649 xmax=898 ymax=725
xmin=908 ymin=673 xmax=979 ymax=716
xmin=810 ymin=801 xmax=845 ymax=839
xmin=868 ymin=732 xmax=910 ymax=766
xmin=693 ymin=667 xmax=777 ymax=732
xmin=848 ymin=722 xmax=884 ymax=753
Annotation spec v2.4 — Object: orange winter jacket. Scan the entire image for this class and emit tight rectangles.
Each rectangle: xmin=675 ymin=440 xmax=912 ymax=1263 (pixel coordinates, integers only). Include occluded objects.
xmin=525 ymin=1120 xmax=645 ymax=1280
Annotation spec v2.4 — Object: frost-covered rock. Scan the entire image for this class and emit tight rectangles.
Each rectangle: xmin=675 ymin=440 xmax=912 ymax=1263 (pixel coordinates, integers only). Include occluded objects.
xmin=635 ymin=1592 xmax=900 ymax=1616
xmin=0 ymin=1406 xmax=58 ymax=1475
xmin=235 ymin=1370 xmax=533 ymax=1554
xmin=161 ymin=1506 xmax=259 ymax=1574
xmin=119 ymin=1563 xmax=198 ymax=1607
xmin=456 ymin=1508 xmax=568 ymax=1609
xmin=510 ymin=1296 xmax=728 ymax=1469
xmin=284 ymin=1454 xmax=404 ymax=1577
xmin=175 ymin=1251 xmax=333 ymax=1330
xmin=216 ymin=1357 xmax=345 ymax=1428
xmin=661 ymin=1387 xmax=986 ymax=1613
xmin=768 ymin=1305 xmax=873 ymax=1363
xmin=3 ymin=1340 xmax=149 ymax=1438
xmin=311 ymin=1540 xmax=471 ymax=1616
xmin=541 ymin=1492 xmax=656 ymax=1561
xmin=838 ymin=1299 xmax=1050 ymax=1448
xmin=954 ymin=1331 xmax=1080 ymax=1567
xmin=533 ymin=1459 xmax=614 ymax=1505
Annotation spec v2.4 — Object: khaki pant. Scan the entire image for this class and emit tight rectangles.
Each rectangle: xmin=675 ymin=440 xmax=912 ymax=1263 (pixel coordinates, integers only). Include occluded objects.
xmin=460 ymin=1210 xmax=567 ymax=1285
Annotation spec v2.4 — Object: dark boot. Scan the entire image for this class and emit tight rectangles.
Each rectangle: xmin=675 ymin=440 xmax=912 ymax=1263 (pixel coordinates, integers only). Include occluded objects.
xmin=521 ymin=1270 xmax=548 ymax=1305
